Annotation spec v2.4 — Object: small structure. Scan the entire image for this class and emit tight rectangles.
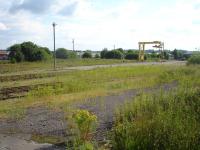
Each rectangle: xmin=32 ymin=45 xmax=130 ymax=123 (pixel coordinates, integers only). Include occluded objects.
xmin=0 ymin=50 xmax=9 ymax=60
xmin=138 ymin=41 xmax=164 ymax=61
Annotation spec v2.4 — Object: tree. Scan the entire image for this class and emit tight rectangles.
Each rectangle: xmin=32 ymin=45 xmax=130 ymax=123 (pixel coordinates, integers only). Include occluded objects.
xmin=173 ymin=49 xmax=184 ymax=60
xmin=105 ymin=50 xmax=123 ymax=59
xmin=95 ymin=54 xmax=100 ymax=58
xmin=21 ymin=41 xmax=38 ymax=61
xmin=125 ymin=50 xmax=138 ymax=60
xmin=8 ymin=44 xmax=24 ymax=62
xmin=56 ymin=48 xmax=68 ymax=59
xmin=100 ymin=48 xmax=108 ymax=58
xmin=82 ymin=51 xmax=92 ymax=58
xmin=56 ymin=48 xmax=77 ymax=59
xmin=32 ymin=48 xmax=50 ymax=61
xmin=8 ymin=42 xmax=51 ymax=62
xmin=116 ymin=48 xmax=124 ymax=54
xmin=162 ymin=51 xmax=170 ymax=60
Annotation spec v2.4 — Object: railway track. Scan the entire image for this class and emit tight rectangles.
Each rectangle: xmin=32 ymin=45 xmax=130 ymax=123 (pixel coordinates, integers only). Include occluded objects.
xmin=0 ymin=73 xmax=57 ymax=82
xmin=0 ymin=82 xmax=63 ymax=101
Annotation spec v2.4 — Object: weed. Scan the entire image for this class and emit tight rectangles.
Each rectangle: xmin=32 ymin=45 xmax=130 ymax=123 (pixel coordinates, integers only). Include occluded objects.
xmin=71 ymin=110 xmax=97 ymax=149
xmin=111 ymin=87 xmax=200 ymax=150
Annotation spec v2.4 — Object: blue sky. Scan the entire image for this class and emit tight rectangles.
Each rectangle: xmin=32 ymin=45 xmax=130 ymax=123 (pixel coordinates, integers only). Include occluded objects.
xmin=0 ymin=0 xmax=200 ymax=51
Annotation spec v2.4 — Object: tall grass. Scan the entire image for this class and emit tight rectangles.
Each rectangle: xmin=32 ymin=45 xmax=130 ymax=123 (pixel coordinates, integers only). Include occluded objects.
xmin=111 ymin=67 xmax=200 ymax=150
xmin=0 ymin=65 xmax=168 ymax=118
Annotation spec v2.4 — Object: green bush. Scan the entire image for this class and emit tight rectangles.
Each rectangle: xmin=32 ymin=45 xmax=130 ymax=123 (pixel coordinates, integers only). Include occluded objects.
xmin=95 ymin=54 xmax=100 ymax=58
xmin=82 ymin=51 xmax=92 ymax=58
xmin=187 ymin=53 xmax=200 ymax=65
xmin=56 ymin=48 xmax=68 ymax=59
xmin=125 ymin=51 xmax=138 ymax=60
xmin=8 ymin=41 xmax=51 ymax=62
xmin=100 ymin=48 xmax=108 ymax=58
xmin=105 ymin=50 xmax=123 ymax=59
xmin=112 ymin=88 xmax=200 ymax=150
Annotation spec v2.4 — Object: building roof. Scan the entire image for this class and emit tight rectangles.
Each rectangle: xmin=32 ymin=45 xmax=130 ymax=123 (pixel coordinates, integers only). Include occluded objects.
xmin=0 ymin=50 xmax=9 ymax=55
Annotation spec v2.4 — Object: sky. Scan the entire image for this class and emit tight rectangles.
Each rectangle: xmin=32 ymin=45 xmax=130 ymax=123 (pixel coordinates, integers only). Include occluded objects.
xmin=0 ymin=0 xmax=200 ymax=51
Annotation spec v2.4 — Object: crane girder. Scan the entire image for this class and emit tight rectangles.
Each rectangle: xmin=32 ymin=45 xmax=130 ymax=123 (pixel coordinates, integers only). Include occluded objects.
xmin=138 ymin=41 xmax=164 ymax=61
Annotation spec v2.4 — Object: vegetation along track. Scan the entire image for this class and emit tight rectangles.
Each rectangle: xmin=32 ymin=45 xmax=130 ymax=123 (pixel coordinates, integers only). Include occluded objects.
xmin=0 ymin=72 xmax=60 ymax=82
xmin=0 ymin=82 xmax=63 ymax=100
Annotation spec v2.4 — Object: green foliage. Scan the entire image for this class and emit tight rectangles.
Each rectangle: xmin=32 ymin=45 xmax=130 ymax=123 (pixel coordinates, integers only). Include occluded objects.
xmin=8 ymin=41 xmax=51 ymax=62
xmin=56 ymin=48 xmax=77 ymax=59
xmin=82 ymin=51 xmax=92 ymax=58
xmin=105 ymin=50 xmax=123 ymax=59
xmin=56 ymin=48 xmax=68 ymax=59
xmin=115 ymin=48 xmax=124 ymax=54
xmin=72 ymin=110 xmax=97 ymax=149
xmin=112 ymin=87 xmax=200 ymax=150
xmin=187 ymin=53 xmax=200 ymax=65
xmin=8 ymin=44 xmax=24 ymax=62
xmin=125 ymin=50 xmax=138 ymax=60
xmin=95 ymin=54 xmax=100 ymax=58
xmin=100 ymin=48 xmax=108 ymax=58
xmin=173 ymin=49 xmax=184 ymax=60
xmin=163 ymin=50 xmax=170 ymax=60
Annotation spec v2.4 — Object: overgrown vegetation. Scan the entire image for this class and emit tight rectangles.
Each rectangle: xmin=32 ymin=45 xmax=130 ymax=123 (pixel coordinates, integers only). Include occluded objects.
xmin=71 ymin=110 xmax=97 ymax=149
xmin=0 ymin=65 xmax=171 ymax=118
xmin=111 ymin=66 xmax=200 ymax=150
xmin=187 ymin=52 xmax=200 ymax=65
xmin=1 ymin=61 xmax=199 ymax=149
xmin=0 ymin=59 xmax=133 ymax=74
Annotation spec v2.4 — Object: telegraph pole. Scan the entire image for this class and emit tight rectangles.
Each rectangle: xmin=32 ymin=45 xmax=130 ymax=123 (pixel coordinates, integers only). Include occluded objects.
xmin=114 ymin=45 xmax=115 ymax=50
xmin=52 ymin=22 xmax=57 ymax=70
xmin=72 ymin=39 xmax=75 ymax=51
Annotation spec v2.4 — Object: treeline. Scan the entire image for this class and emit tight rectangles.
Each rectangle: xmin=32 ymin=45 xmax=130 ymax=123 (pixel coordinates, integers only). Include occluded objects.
xmin=7 ymin=41 xmax=195 ymax=63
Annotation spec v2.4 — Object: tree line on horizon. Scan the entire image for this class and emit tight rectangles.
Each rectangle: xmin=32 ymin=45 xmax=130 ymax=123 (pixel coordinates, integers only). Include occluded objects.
xmin=7 ymin=41 xmax=195 ymax=63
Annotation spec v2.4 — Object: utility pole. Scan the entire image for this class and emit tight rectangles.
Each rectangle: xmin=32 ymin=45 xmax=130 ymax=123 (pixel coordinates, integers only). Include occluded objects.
xmin=72 ymin=39 xmax=75 ymax=51
xmin=52 ymin=22 xmax=57 ymax=70
xmin=114 ymin=45 xmax=115 ymax=50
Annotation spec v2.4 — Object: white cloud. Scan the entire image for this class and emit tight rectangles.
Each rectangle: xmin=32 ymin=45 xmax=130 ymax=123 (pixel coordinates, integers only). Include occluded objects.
xmin=1 ymin=0 xmax=200 ymax=50
xmin=0 ymin=22 xmax=8 ymax=30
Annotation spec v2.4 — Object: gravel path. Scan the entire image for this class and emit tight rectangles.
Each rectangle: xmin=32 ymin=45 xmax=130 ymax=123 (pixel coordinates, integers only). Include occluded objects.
xmin=0 ymin=82 xmax=177 ymax=149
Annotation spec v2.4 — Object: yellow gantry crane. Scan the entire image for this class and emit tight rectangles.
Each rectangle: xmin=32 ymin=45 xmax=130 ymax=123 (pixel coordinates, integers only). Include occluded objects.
xmin=138 ymin=41 xmax=164 ymax=61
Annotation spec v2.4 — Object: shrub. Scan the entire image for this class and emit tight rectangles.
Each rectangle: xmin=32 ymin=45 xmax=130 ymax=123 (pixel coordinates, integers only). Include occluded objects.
xmin=56 ymin=48 xmax=77 ymax=59
xmin=105 ymin=50 xmax=123 ymax=59
xmin=112 ymin=88 xmax=200 ymax=150
xmin=100 ymin=48 xmax=108 ymax=58
xmin=32 ymin=48 xmax=50 ymax=61
xmin=82 ymin=51 xmax=92 ymax=58
xmin=125 ymin=51 xmax=138 ymax=60
xmin=95 ymin=54 xmax=100 ymax=58
xmin=187 ymin=53 xmax=200 ymax=65
xmin=56 ymin=48 xmax=68 ymax=59
xmin=72 ymin=110 xmax=97 ymax=149
xmin=8 ymin=41 xmax=51 ymax=62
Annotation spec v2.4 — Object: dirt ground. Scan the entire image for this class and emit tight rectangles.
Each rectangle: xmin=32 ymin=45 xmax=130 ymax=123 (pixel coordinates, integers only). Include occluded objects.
xmin=0 ymin=82 xmax=177 ymax=149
